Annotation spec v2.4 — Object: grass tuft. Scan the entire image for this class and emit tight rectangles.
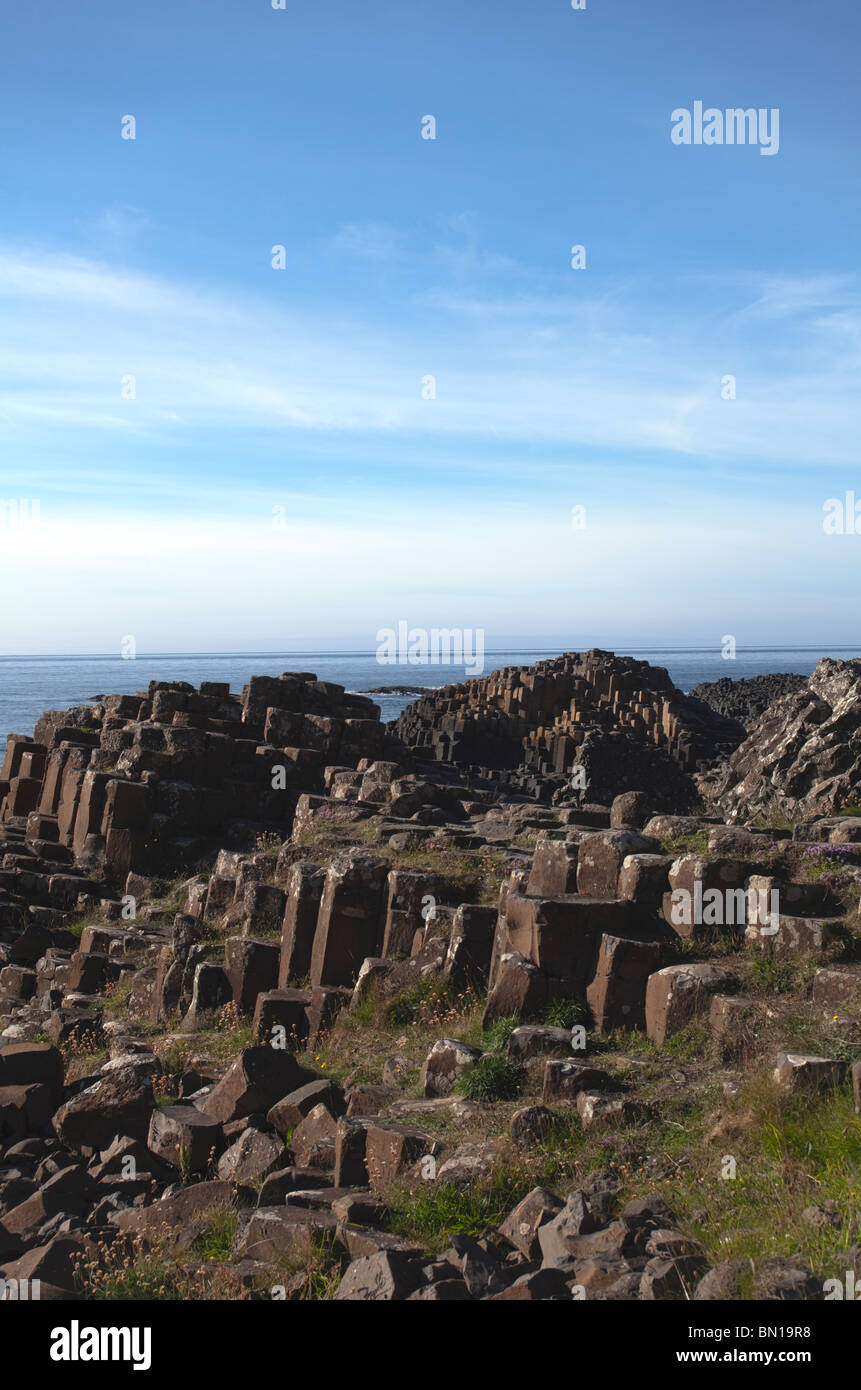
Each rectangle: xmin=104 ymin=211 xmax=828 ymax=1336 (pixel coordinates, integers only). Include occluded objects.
xmin=455 ymin=1054 xmax=524 ymax=1102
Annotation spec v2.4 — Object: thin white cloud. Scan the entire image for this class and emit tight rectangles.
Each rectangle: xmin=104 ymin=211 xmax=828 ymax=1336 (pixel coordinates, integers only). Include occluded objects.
xmin=0 ymin=245 xmax=858 ymax=468
xmin=733 ymin=273 xmax=857 ymax=323
xmin=74 ymin=205 xmax=156 ymax=255
xmin=330 ymin=220 xmax=405 ymax=262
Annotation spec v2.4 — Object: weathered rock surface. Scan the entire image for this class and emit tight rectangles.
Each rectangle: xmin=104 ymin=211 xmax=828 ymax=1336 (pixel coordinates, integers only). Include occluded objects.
xmin=1 ymin=656 xmax=858 ymax=1304
xmin=689 ymin=674 xmax=808 ymax=730
xmin=396 ymin=649 xmax=742 ymax=790
xmin=701 ymin=659 xmax=861 ymax=820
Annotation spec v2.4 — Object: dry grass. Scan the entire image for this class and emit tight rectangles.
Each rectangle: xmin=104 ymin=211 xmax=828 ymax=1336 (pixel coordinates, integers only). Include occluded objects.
xmin=72 ymin=1228 xmax=245 ymax=1301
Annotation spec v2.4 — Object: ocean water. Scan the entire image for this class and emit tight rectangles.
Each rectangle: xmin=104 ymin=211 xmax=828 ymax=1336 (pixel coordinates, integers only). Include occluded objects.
xmin=1 ymin=646 xmax=860 ymax=746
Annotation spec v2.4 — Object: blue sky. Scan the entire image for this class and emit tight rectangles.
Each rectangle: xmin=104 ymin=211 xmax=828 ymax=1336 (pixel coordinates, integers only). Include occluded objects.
xmin=0 ymin=0 xmax=859 ymax=654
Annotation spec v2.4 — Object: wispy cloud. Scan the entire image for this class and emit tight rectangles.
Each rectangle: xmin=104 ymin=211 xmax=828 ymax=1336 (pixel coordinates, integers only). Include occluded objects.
xmin=74 ymin=204 xmax=156 ymax=256
xmin=0 ymin=235 xmax=857 ymax=652
xmin=0 ymin=245 xmax=858 ymax=469
xmin=330 ymin=220 xmax=405 ymax=262
xmin=732 ymin=273 xmax=858 ymax=323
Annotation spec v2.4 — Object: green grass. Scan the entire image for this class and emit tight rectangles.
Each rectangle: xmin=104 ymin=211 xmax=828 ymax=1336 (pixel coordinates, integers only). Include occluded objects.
xmin=255 ymin=1233 xmax=345 ymax=1300
xmin=661 ymin=1021 xmax=714 ymax=1060
xmin=827 ymin=918 xmax=861 ymax=959
xmin=387 ymin=1169 xmax=534 ymax=1248
xmin=659 ymin=832 xmax=710 ymax=856
xmin=767 ymin=1010 xmax=861 ymax=1065
xmin=590 ymin=1025 xmax=658 ymax=1057
xmin=296 ymin=1235 xmax=346 ymax=1300
xmin=797 ymin=852 xmax=860 ymax=884
xmin=383 ymin=975 xmax=454 ymax=1027
xmin=748 ymin=956 xmax=802 ymax=995
xmin=99 ymin=974 xmax=136 ymax=1014
xmin=480 ymin=1014 xmax=520 ymax=1052
xmin=349 ymin=992 xmax=377 ymax=1026
xmin=555 ymin=1066 xmax=861 ymax=1280
xmin=682 ymin=1081 xmax=861 ymax=1274
xmin=761 ymin=1087 xmax=861 ymax=1170
xmin=455 ymin=1054 xmax=524 ymax=1102
xmin=193 ymin=1206 xmax=238 ymax=1261
xmin=667 ymin=931 xmax=741 ymax=963
xmin=585 ymin=1018 xmax=712 ymax=1062
xmin=160 ymin=1020 xmax=255 ymax=1071
xmin=542 ymin=995 xmax=589 ymax=1029
xmin=76 ymin=1237 xmax=235 ymax=1300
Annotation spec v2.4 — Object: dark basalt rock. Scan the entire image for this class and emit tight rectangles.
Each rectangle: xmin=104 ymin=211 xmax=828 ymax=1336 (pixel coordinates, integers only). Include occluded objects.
xmin=395 ymin=649 xmax=743 ymax=780
xmin=689 ymin=673 xmax=808 ymax=730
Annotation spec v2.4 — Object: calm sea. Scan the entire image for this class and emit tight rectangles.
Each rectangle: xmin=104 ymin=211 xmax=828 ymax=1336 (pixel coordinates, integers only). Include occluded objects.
xmin=1 ymin=647 xmax=859 ymax=746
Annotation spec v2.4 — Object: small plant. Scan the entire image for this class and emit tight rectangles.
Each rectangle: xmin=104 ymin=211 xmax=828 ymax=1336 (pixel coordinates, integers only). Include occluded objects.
xmin=661 ymin=1021 xmax=712 ymax=1060
xmin=388 ymin=1170 xmax=533 ymax=1247
xmin=178 ymin=1141 xmax=192 ymax=1186
xmin=480 ymin=1013 xmax=520 ymax=1053
xmin=262 ymin=1232 xmax=345 ymax=1300
xmin=73 ymin=1232 xmax=241 ymax=1301
xmin=659 ymin=832 xmax=709 ymax=856
xmin=255 ymin=831 xmax=282 ymax=853
xmin=455 ymin=1054 xmax=524 ymax=1102
xmin=384 ymin=976 xmax=455 ymax=1027
xmin=59 ymin=1026 xmax=106 ymax=1080
xmin=797 ymin=844 xmax=859 ymax=888
xmin=749 ymin=956 xmax=801 ymax=995
xmin=542 ymin=995 xmax=588 ymax=1029
xmin=349 ymin=992 xmax=377 ymax=1027
xmin=193 ymin=1205 xmax=238 ymax=1261
xmin=216 ymin=999 xmax=242 ymax=1033
xmin=161 ymin=1038 xmax=191 ymax=1073
xmin=152 ymin=1073 xmax=175 ymax=1105
xmin=101 ymin=974 xmax=135 ymax=1015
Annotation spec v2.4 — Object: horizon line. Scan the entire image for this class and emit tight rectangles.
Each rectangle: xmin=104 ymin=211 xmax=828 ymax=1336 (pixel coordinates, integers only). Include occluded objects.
xmin=2 ymin=645 xmax=861 ymax=661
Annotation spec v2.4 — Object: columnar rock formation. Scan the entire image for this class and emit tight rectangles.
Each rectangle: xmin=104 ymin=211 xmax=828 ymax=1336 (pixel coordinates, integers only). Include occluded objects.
xmin=396 ymin=650 xmax=743 ymax=777
xmin=112 ymin=780 xmax=858 ymax=1077
xmin=1 ymin=659 xmax=860 ymax=1302
xmin=1 ymin=769 xmax=859 ymax=1300
xmin=0 ymin=674 xmax=389 ymax=883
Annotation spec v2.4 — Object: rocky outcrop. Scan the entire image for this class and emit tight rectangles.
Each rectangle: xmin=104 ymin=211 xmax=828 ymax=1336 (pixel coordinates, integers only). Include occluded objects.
xmin=689 ymin=673 xmax=808 ymax=730
xmin=1 ymin=658 xmax=859 ymax=1305
xmin=395 ymin=651 xmax=743 ymax=813
xmin=0 ymin=674 xmax=392 ymax=884
xmin=567 ymin=728 xmax=702 ymax=812
xmin=700 ymin=658 xmax=861 ymax=821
